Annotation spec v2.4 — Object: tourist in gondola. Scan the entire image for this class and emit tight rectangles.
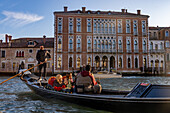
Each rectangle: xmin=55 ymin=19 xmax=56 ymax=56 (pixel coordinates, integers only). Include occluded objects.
xmin=53 ymin=74 xmax=66 ymax=91
xmin=36 ymin=45 xmax=51 ymax=81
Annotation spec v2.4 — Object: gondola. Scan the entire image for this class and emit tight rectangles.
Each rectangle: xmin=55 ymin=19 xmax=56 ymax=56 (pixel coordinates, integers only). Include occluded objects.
xmin=20 ymin=72 xmax=170 ymax=113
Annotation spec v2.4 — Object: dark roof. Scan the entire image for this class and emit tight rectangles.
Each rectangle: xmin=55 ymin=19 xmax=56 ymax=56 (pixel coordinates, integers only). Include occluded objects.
xmin=54 ymin=9 xmax=149 ymax=18
xmin=149 ymin=27 xmax=170 ymax=30
xmin=0 ymin=37 xmax=54 ymax=48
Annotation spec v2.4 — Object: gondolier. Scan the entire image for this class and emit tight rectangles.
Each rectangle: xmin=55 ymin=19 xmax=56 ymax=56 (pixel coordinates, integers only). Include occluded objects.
xmin=36 ymin=45 xmax=51 ymax=81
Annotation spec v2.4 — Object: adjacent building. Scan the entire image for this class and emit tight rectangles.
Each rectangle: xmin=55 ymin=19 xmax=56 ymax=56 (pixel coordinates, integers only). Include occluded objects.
xmin=54 ymin=7 xmax=150 ymax=73
xmin=0 ymin=34 xmax=54 ymax=74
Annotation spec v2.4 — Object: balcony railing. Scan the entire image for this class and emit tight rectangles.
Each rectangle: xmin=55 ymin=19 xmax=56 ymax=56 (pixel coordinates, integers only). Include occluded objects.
xmin=76 ymin=48 xmax=81 ymax=52
xmin=126 ymin=49 xmax=132 ymax=53
xmin=68 ymin=49 xmax=74 ymax=52
xmin=142 ymin=32 xmax=147 ymax=37
xmin=134 ymin=49 xmax=139 ymax=53
xmin=133 ymin=32 xmax=138 ymax=36
xmin=149 ymin=49 xmax=165 ymax=53
xmin=57 ymin=49 xmax=62 ymax=52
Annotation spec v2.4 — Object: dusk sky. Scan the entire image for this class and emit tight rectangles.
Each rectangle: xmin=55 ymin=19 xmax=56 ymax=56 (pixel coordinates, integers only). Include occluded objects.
xmin=0 ymin=0 xmax=170 ymax=41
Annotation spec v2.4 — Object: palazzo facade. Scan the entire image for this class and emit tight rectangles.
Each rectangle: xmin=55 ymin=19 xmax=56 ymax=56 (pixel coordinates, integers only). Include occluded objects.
xmin=54 ymin=7 xmax=149 ymax=73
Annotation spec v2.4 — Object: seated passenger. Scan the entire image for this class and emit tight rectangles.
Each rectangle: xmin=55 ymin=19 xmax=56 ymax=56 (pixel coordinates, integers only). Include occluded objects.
xmin=53 ymin=74 xmax=66 ymax=91
xmin=76 ymin=65 xmax=102 ymax=94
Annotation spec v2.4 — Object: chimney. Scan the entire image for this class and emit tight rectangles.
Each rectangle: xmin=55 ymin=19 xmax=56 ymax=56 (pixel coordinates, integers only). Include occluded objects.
xmin=82 ymin=7 xmax=86 ymax=13
xmin=137 ymin=10 xmax=141 ymax=15
xmin=121 ymin=9 xmax=125 ymax=13
xmin=8 ymin=35 xmax=12 ymax=41
xmin=126 ymin=9 xmax=128 ymax=13
xmin=5 ymin=34 xmax=8 ymax=44
xmin=43 ymin=35 xmax=46 ymax=44
xmin=64 ymin=6 xmax=68 ymax=12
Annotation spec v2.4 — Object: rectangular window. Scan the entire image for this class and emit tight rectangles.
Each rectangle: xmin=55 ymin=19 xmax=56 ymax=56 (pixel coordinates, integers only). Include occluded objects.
xmin=2 ymin=62 xmax=5 ymax=69
xmin=126 ymin=20 xmax=131 ymax=33
xmin=118 ymin=20 xmax=122 ymax=33
xmin=69 ymin=18 xmax=73 ymax=33
xmin=166 ymin=41 xmax=169 ymax=48
xmin=133 ymin=20 xmax=138 ymax=35
xmin=58 ymin=17 xmax=62 ymax=33
xmin=76 ymin=18 xmax=81 ymax=32
xmin=87 ymin=19 xmax=92 ymax=32
xmin=1 ymin=50 xmax=5 ymax=58
xmin=142 ymin=20 xmax=146 ymax=35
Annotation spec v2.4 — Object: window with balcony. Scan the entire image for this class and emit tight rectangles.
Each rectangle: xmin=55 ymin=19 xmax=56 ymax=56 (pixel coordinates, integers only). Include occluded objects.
xmin=69 ymin=39 xmax=73 ymax=51
xmin=109 ymin=24 xmax=112 ymax=34
xmin=98 ymin=40 xmax=101 ymax=49
xmin=118 ymin=23 xmax=122 ymax=33
xmin=102 ymin=40 xmax=104 ymax=50
xmin=94 ymin=40 xmax=97 ymax=50
xmin=166 ymin=41 xmax=169 ymax=48
xmin=160 ymin=42 xmax=163 ymax=50
xmin=101 ymin=23 xmax=104 ymax=33
xmin=105 ymin=40 xmax=108 ymax=50
xmin=118 ymin=40 xmax=122 ymax=51
xmin=58 ymin=38 xmax=62 ymax=51
xmin=113 ymin=40 xmax=116 ymax=50
xmin=77 ymin=39 xmax=81 ymax=51
xmin=109 ymin=40 xmax=112 ymax=50
xmin=155 ymin=44 xmax=158 ymax=50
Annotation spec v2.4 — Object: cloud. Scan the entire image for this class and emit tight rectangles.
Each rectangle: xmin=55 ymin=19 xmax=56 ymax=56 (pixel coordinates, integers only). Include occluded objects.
xmin=0 ymin=11 xmax=44 ymax=27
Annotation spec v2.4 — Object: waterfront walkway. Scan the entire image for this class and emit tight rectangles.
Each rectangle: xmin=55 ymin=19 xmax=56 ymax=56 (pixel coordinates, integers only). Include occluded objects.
xmin=93 ymin=73 xmax=122 ymax=78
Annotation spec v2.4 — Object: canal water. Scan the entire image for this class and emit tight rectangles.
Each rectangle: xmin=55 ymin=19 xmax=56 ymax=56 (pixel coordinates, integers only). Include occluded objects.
xmin=1 ymin=76 xmax=170 ymax=113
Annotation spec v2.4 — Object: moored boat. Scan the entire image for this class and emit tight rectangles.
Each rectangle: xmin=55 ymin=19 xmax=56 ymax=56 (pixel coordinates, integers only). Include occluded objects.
xmin=20 ymin=72 xmax=170 ymax=113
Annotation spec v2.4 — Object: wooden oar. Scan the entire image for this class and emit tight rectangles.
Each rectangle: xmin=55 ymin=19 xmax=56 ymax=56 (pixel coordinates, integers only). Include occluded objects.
xmin=0 ymin=63 xmax=43 ymax=85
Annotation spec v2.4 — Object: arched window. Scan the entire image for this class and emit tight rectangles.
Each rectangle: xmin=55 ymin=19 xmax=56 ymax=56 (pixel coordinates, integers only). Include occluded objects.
xmin=58 ymin=38 xmax=62 ymax=49
xmin=118 ymin=23 xmax=122 ymax=33
xmin=155 ymin=44 xmax=158 ymax=50
xmin=98 ymin=40 xmax=101 ymax=49
xmin=134 ymin=40 xmax=138 ymax=51
xmin=87 ymin=39 xmax=91 ymax=49
xmin=94 ymin=23 xmax=97 ymax=33
xmin=69 ymin=57 xmax=72 ymax=68
xmin=77 ymin=57 xmax=80 ymax=68
xmin=128 ymin=58 xmax=131 ymax=68
xmin=143 ymin=58 xmax=147 ymax=67
xmin=126 ymin=23 xmax=130 ymax=33
xmin=88 ymin=57 xmax=91 ymax=65
xmin=19 ymin=51 xmax=21 ymax=57
xmin=135 ymin=58 xmax=138 ymax=68
xmin=109 ymin=24 xmax=112 ymax=34
xmin=161 ymin=61 xmax=163 ymax=68
xmin=69 ymin=39 xmax=73 ymax=49
xmin=109 ymin=40 xmax=112 ymax=49
xmin=119 ymin=57 xmax=122 ymax=68
xmin=16 ymin=51 xmax=19 ymax=57
xmin=127 ymin=40 xmax=130 ymax=51
xmin=58 ymin=57 xmax=61 ymax=68
xmin=112 ymin=23 xmax=115 ymax=34
xmin=101 ymin=23 xmax=104 ymax=33
xmin=69 ymin=21 xmax=73 ymax=33
xmin=113 ymin=40 xmax=116 ymax=49
xmin=165 ymin=31 xmax=169 ymax=37
xmin=151 ymin=60 xmax=153 ymax=67
xmin=133 ymin=23 xmax=137 ymax=35
xmin=105 ymin=40 xmax=108 ymax=49
xmin=105 ymin=23 xmax=108 ymax=33
xmin=97 ymin=23 xmax=100 ymax=33
xmin=94 ymin=40 xmax=97 ymax=49
xmin=77 ymin=39 xmax=81 ymax=49
xmin=119 ymin=40 xmax=122 ymax=50
xmin=102 ymin=40 xmax=104 ymax=49
xmin=143 ymin=40 xmax=146 ymax=51
xmin=22 ymin=51 xmax=24 ymax=57
xmin=160 ymin=42 xmax=163 ymax=50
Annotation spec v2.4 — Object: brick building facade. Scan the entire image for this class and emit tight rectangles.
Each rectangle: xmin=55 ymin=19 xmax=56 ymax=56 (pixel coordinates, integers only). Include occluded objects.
xmin=0 ymin=34 xmax=54 ymax=74
xmin=54 ymin=7 xmax=150 ymax=73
